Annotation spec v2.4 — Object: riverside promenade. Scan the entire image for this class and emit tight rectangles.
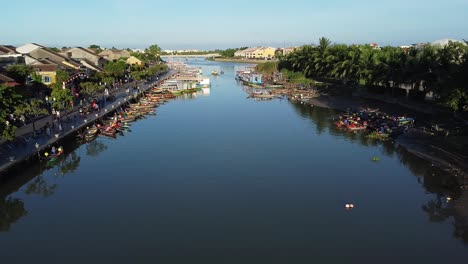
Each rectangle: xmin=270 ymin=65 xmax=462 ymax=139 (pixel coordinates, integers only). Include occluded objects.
xmin=0 ymin=71 xmax=173 ymax=175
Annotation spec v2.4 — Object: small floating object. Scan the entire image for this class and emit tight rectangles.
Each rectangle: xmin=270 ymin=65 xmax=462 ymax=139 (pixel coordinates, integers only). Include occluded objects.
xmin=446 ymin=197 xmax=452 ymax=202
xmin=345 ymin=203 xmax=354 ymax=210
xmin=372 ymin=156 xmax=380 ymax=162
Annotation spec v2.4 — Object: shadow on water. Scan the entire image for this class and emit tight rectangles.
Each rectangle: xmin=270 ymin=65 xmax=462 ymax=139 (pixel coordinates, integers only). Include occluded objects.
xmin=289 ymin=100 xmax=468 ymax=244
xmin=0 ymin=137 xmax=101 ymax=231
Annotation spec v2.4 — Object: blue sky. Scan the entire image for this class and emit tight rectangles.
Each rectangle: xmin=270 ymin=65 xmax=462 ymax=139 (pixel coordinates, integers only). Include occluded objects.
xmin=2 ymin=0 xmax=467 ymax=50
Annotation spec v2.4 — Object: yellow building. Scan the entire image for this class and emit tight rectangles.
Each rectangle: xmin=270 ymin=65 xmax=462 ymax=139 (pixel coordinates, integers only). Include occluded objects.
xmin=245 ymin=47 xmax=276 ymax=59
xmin=32 ymin=64 xmax=57 ymax=85
xmin=126 ymin=56 xmax=143 ymax=66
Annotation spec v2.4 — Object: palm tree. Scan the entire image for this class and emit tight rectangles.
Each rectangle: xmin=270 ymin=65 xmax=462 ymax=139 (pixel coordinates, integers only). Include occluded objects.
xmin=359 ymin=47 xmax=377 ymax=86
xmin=313 ymin=46 xmax=331 ymax=77
xmin=332 ymin=45 xmax=362 ymax=84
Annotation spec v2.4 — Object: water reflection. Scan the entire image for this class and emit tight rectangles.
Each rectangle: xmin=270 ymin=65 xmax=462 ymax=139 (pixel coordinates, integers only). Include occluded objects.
xmin=290 ymin=99 xmax=468 ymax=244
xmin=0 ymin=197 xmax=27 ymax=231
xmin=0 ymin=143 xmax=85 ymax=231
xmin=86 ymin=141 xmax=108 ymax=157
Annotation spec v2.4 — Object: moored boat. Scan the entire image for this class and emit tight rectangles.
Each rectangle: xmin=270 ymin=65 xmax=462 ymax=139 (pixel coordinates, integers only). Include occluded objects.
xmin=346 ymin=125 xmax=367 ymax=131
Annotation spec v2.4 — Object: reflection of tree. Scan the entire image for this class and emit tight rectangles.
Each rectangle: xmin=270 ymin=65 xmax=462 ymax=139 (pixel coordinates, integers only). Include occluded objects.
xmin=290 ymin=102 xmax=336 ymax=135
xmin=24 ymin=176 xmax=57 ymax=198
xmin=86 ymin=140 xmax=108 ymax=157
xmin=289 ymin=100 xmax=468 ymax=244
xmin=0 ymin=197 xmax=27 ymax=231
xmin=421 ymin=196 xmax=452 ymax=223
xmin=60 ymin=151 xmax=81 ymax=175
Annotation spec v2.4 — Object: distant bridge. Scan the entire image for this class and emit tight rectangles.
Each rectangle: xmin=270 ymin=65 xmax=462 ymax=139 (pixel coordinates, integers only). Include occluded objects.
xmin=161 ymin=53 xmax=220 ymax=59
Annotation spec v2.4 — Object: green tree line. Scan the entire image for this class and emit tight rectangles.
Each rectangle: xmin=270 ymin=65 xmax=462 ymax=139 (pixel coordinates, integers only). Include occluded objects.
xmin=280 ymin=37 xmax=468 ymax=111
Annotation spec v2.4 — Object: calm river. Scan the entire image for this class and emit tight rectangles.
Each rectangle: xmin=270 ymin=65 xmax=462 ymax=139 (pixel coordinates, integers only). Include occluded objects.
xmin=1 ymin=60 xmax=467 ymax=262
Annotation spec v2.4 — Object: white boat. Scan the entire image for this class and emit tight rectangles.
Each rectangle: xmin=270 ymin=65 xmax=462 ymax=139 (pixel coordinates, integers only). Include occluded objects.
xmin=198 ymin=78 xmax=210 ymax=87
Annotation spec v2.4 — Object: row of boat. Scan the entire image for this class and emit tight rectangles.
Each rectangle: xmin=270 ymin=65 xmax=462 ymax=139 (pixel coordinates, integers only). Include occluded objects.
xmin=78 ymin=89 xmax=176 ymax=142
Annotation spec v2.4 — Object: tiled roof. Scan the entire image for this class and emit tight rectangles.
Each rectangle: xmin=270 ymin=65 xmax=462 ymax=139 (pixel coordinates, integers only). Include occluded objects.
xmin=32 ymin=64 xmax=58 ymax=72
xmin=0 ymin=45 xmax=17 ymax=54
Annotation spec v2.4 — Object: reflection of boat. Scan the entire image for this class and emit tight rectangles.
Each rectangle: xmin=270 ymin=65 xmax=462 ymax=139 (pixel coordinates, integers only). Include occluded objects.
xmin=367 ymin=132 xmax=390 ymax=140
xmin=212 ymin=70 xmax=218 ymax=75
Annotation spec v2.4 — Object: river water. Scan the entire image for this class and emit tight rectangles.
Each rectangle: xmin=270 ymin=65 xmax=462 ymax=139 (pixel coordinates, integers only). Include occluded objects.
xmin=1 ymin=60 xmax=467 ymax=262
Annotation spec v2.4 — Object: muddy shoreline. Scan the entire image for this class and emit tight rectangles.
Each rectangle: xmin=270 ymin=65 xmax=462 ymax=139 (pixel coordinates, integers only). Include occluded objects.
xmin=307 ymin=94 xmax=468 ymax=183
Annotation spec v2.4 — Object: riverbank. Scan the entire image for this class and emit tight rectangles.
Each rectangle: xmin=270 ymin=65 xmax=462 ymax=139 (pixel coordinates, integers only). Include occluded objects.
xmin=306 ymin=94 xmax=468 ymax=182
xmin=211 ymin=58 xmax=278 ymax=64
xmin=0 ymin=71 xmax=173 ymax=176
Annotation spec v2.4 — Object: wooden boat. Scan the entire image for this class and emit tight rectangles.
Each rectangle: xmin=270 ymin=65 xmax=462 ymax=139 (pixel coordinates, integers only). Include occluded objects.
xmin=151 ymin=88 xmax=163 ymax=93
xmin=264 ymin=84 xmax=284 ymax=89
xmin=98 ymin=127 xmax=117 ymax=137
xmin=212 ymin=70 xmax=218 ymax=75
xmin=86 ymin=125 xmax=98 ymax=135
xmin=249 ymin=93 xmax=275 ymax=99
xmin=41 ymin=147 xmax=64 ymax=160
xmin=120 ymin=116 xmax=136 ymax=123
xmin=398 ymin=117 xmax=414 ymax=125
xmin=335 ymin=121 xmax=345 ymax=128
xmin=346 ymin=125 xmax=367 ymax=131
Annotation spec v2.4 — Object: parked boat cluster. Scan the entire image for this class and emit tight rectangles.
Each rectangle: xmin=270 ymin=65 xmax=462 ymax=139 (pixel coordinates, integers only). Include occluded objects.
xmin=235 ymin=69 xmax=319 ymax=102
xmin=161 ymin=62 xmax=211 ymax=95
xmin=334 ymin=109 xmax=415 ymax=140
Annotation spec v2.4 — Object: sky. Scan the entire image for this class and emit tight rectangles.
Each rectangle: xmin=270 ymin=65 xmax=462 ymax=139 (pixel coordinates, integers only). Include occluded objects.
xmin=1 ymin=0 xmax=467 ymax=50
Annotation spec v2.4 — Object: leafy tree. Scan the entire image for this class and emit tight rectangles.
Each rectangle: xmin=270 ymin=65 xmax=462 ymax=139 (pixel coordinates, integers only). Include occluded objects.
xmin=79 ymin=82 xmax=103 ymax=98
xmin=50 ymin=88 xmax=73 ymax=111
xmin=144 ymin=44 xmax=162 ymax=62
xmin=146 ymin=44 xmax=161 ymax=56
xmin=49 ymin=47 xmax=61 ymax=52
xmin=5 ymin=64 xmax=31 ymax=84
xmin=104 ymin=60 xmax=127 ymax=78
xmin=88 ymin=44 xmax=103 ymax=53
xmin=0 ymin=84 xmax=23 ymax=141
xmin=15 ymin=99 xmax=48 ymax=134
xmin=50 ymin=70 xmax=73 ymax=110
